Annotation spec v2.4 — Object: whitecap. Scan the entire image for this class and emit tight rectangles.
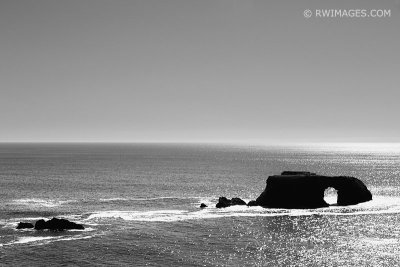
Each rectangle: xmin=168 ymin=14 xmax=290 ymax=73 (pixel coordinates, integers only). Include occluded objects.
xmin=99 ymin=196 xmax=203 ymax=203
xmin=0 ymin=236 xmax=58 ymax=247
xmin=14 ymin=236 xmax=58 ymax=244
xmin=11 ymin=198 xmax=75 ymax=208
xmin=0 ymin=234 xmax=98 ymax=247
xmin=86 ymin=210 xmax=187 ymax=222
xmin=99 ymin=198 xmax=129 ymax=202
xmin=69 ymin=227 xmax=95 ymax=232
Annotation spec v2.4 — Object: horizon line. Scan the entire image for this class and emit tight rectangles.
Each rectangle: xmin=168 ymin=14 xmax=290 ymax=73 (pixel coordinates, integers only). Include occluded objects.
xmin=0 ymin=141 xmax=400 ymax=145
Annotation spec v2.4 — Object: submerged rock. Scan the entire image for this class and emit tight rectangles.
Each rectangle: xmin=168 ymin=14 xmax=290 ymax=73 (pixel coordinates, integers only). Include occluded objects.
xmin=34 ymin=218 xmax=84 ymax=231
xmin=255 ymin=171 xmax=372 ymax=208
xmin=16 ymin=222 xmax=34 ymax=229
xmin=216 ymin=197 xmax=247 ymax=208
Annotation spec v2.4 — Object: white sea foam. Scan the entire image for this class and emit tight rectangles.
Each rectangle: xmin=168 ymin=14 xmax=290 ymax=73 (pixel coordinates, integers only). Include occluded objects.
xmin=99 ymin=198 xmax=129 ymax=202
xmin=56 ymin=235 xmax=94 ymax=242
xmin=87 ymin=210 xmax=187 ymax=222
xmin=11 ymin=198 xmax=75 ymax=208
xmin=69 ymin=227 xmax=95 ymax=232
xmin=0 ymin=233 xmax=98 ymax=247
xmin=361 ymin=237 xmax=398 ymax=245
xmin=0 ymin=236 xmax=58 ymax=247
xmin=86 ymin=209 xmax=293 ymax=222
xmin=86 ymin=196 xmax=400 ymax=222
xmin=99 ymin=196 xmax=201 ymax=202
xmin=14 ymin=236 xmax=58 ymax=244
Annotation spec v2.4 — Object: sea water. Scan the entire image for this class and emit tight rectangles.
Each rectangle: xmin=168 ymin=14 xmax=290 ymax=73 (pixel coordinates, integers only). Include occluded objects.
xmin=1 ymin=143 xmax=400 ymax=266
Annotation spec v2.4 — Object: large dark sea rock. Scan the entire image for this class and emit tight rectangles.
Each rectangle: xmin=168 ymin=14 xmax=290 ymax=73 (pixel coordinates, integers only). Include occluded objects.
xmin=255 ymin=171 xmax=372 ymax=208
xmin=34 ymin=218 xmax=85 ymax=231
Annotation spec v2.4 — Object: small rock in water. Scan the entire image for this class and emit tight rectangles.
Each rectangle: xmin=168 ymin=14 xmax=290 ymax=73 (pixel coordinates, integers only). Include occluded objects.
xmin=200 ymin=203 xmax=207 ymax=208
xmin=16 ymin=222 xmax=34 ymax=229
xmin=216 ymin=197 xmax=247 ymax=208
xmin=34 ymin=217 xmax=84 ymax=231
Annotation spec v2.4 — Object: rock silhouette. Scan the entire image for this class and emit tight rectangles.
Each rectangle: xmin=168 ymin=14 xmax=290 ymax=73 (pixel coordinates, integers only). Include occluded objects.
xmin=200 ymin=203 xmax=207 ymax=208
xmin=255 ymin=171 xmax=372 ymax=208
xmin=16 ymin=222 xmax=34 ymax=229
xmin=216 ymin=197 xmax=246 ymax=208
xmin=34 ymin=218 xmax=84 ymax=231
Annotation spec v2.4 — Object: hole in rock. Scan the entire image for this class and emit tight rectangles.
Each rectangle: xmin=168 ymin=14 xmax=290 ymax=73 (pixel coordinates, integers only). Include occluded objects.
xmin=324 ymin=187 xmax=338 ymax=206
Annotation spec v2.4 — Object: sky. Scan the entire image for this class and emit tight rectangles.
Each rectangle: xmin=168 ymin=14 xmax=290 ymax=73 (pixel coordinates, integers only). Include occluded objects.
xmin=1 ymin=0 xmax=399 ymax=143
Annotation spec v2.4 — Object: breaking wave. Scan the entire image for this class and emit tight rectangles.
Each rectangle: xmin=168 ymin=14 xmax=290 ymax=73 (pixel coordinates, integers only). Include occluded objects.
xmin=0 ymin=234 xmax=97 ymax=247
xmin=98 ymin=196 xmax=204 ymax=202
xmin=85 ymin=195 xmax=400 ymax=223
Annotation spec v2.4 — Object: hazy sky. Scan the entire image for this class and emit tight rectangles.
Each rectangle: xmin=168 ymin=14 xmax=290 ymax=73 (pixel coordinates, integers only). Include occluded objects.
xmin=1 ymin=0 xmax=399 ymax=143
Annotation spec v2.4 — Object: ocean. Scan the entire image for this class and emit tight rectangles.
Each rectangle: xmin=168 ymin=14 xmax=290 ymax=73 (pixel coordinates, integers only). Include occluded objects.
xmin=1 ymin=143 xmax=399 ymax=266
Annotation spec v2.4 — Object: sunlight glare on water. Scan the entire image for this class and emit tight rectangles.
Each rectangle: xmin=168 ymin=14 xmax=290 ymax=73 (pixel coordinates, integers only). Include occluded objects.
xmin=298 ymin=143 xmax=400 ymax=154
